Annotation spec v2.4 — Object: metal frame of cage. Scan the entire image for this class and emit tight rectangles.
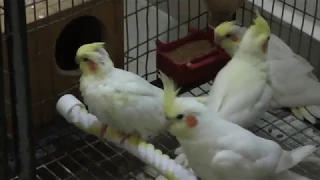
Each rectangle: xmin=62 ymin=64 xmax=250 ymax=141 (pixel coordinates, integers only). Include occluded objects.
xmin=2 ymin=1 xmax=36 ymax=179
xmin=1 ymin=0 xmax=125 ymax=179
xmin=1 ymin=0 xmax=320 ymax=179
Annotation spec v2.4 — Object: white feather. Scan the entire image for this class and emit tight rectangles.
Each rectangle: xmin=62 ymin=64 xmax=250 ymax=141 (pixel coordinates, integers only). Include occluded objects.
xmin=208 ymin=43 xmax=272 ymax=128
xmin=79 ymin=47 xmax=209 ymax=138
xmin=80 ymin=68 xmax=165 ymax=137
xmin=217 ymin=25 xmax=320 ymax=121
xmin=174 ymin=110 xmax=316 ymax=180
xmin=272 ymin=171 xmax=312 ymax=180
xmin=297 ymin=107 xmax=316 ymax=124
xmin=306 ymin=105 xmax=320 ymax=119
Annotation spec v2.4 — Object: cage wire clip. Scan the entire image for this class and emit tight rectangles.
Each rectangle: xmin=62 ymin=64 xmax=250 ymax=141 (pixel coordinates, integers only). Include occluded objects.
xmin=56 ymin=94 xmax=197 ymax=180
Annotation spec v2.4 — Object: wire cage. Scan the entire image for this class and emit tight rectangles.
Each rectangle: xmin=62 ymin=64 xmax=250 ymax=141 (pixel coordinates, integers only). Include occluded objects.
xmin=1 ymin=0 xmax=320 ymax=179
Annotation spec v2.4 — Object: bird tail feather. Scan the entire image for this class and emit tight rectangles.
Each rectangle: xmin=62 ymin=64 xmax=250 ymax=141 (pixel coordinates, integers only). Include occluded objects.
xmin=273 ymin=170 xmax=312 ymax=180
xmin=306 ymin=105 xmax=320 ymax=119
xmin=275 ymin=145 xmax=316 ymax=173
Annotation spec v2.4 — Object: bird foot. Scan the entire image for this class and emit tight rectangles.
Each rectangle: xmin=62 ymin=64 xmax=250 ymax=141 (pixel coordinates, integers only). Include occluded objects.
xmin=119 ymin=133 xmax=131 ymax=144
xmin=99 ymin=124 xmax=108 ymax=137
xmin=119 ymin=131 xmax=141 ymax=145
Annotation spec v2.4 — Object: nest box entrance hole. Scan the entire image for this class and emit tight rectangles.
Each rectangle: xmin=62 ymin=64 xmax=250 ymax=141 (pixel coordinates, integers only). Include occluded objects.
xmin=55 ymin=16 xmax=106 ymax=71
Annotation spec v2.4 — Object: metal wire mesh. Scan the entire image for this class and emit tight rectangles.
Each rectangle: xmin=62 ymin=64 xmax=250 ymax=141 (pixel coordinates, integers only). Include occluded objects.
xmin=1 ymin=0 xmax=320 ymax=179
xmin=238 ymin=0 xmax=320 ymax=77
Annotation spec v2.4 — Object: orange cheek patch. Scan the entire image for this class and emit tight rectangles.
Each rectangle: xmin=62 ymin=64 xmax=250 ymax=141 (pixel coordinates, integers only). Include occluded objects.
xmin=231 ymin=35 xmax=240 ymax=42
xmin=185 ymin=115 xmax=198 ymax=128
xmin=88 ymin=60 xmax=97 ymax=73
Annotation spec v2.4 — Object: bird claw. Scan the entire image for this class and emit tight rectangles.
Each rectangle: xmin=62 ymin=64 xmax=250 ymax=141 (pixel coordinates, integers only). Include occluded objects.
xmin=99 ymin=124 xmax=108 ymax=137
xmin=175 ymin=153 xmax=189 ymax=168
xmin=174 ymin=147 xmax=184 ymax=155
xmin=119 ymin=131 xmax=141 ymax=145
xmin=120 ymin=133 xmax=131 ymax=144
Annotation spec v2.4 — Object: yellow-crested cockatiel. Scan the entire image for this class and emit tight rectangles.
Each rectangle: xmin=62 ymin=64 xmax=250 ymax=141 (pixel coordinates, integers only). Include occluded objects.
xmin=212 ymin=13 xmax=320 ymax=124
xmin=206 ymin=10 xmax=273 ymax=129
xmin=161 ymin=74 xmax=315 ymax=180
xmin=76 ymin=42 xmax=208 ymax=143
xmin=160 ymin=14 xmax=316 ymax=179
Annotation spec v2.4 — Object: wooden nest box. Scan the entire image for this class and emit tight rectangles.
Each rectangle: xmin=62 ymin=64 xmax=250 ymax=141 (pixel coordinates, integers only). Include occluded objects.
xmin=2 ymin=0 xmax=124 ymax=132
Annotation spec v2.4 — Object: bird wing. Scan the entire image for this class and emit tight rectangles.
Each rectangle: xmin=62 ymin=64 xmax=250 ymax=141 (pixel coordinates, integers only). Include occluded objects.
xmin=268 ymin=34 xmax=293 ymax=57
xmin=275 ymin=145 xmax=316 ymax=174
xmin=211 ymin=149 xmax=256 ymax=179
xmin=264 ymin=32 xmax=320 ymax=107
xmin=214 ymin=134 xmax=283 ymax=178
xmin=269 ymin=55 xmax=320 ymax=107
xmin=110 ymin=69 xmax=163 ymax=97
xmin=99 ymin=69 xmax=165 ymax=136
xmin=208 ymin=62 xmax=271 ymax=127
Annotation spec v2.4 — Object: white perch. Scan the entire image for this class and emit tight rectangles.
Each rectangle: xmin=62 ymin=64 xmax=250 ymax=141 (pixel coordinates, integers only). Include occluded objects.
xmin=56 ymin=94 xmax=197 ymax=180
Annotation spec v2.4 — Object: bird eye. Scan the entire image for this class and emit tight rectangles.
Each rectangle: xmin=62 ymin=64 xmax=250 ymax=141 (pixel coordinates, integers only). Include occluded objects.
xmin=225 ymin=33 xmax=232 ymax=38
xmin=176 ymin=114 xmax=184 ymax=120
xmin=83 ymin=58 xmax=89 ymax=62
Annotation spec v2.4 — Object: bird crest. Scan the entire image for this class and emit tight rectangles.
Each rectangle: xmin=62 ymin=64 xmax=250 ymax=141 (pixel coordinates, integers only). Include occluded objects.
xmin=76 ymin=42 xmax=106 ymax=63
xmin=251 ymin=10 xmax=271 ymax=36
xmin=214 ymin=20 xmax=237 ymax=36
xmin=159 ymin=71 xmax=180 ymax=119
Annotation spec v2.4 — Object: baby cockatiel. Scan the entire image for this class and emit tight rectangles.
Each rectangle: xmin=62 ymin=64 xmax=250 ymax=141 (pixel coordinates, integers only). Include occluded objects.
xmin=161 ymin=72 xmax=316 ymax=180
xmin=207 ymin=10 xmax=273 ymax=128
xmin=76 ymin=42 xmax=208 ymax=143
xmin=213 ymin=14 xmax=320 ymax=124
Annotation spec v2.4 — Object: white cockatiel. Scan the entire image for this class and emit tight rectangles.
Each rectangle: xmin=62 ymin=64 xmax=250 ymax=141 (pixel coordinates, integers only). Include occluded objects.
xmin=213 ymin=15 xmax=320 ymax=124
xmin=160 ymin=67 xmax=316 ymax=180
xmin=206 ymin=10 xmax=273 ymax=129
xmin=76 ymin=42 xmax=208 ymax=143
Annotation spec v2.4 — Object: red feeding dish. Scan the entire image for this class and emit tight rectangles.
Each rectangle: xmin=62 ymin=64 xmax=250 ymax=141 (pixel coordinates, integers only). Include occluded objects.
xmin=156 ymin=27 xmax=231 ymax=88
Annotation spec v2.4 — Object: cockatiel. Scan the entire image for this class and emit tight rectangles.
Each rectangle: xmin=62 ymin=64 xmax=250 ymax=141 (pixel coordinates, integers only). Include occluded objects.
xmin=76 ymin=42 xmax=208 ymax=143
xmin=206 ymin=10 xmax=273 ymax=128
xmin=213 ymin=13 xmax=320 ymax=124
xmin=161 ymin=70 xmax=316 ymax=180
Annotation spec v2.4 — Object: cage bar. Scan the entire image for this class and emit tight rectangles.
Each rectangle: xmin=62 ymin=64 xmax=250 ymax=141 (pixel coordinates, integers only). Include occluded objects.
xmin=0 ymin=0 xmax=320 ymax=179
xmin=0 ymin=5 xmax=8 ymax=180
xmin=3 ymin=0 xmax=36 ymax=179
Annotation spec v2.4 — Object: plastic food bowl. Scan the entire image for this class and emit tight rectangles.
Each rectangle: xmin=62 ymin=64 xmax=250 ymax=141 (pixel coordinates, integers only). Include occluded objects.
xmin=156 ymin=27 xmax=230 ymax=87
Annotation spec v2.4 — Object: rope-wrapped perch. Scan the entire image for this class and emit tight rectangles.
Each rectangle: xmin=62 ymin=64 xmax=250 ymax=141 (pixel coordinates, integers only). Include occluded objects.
xmin=56 ymin=94 xmax=197 ymax=180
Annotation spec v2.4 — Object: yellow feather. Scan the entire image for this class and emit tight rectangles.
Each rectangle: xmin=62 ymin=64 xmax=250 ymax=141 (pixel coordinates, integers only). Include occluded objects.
xmin=214 ymin=20 xmax=237 ymax=36
xmin=76 ymin=42 xmax=106 ymax=63
xmin=251 ymin=10 xmax=271 ymax=36
xmin=159 ymin=71 xmax=180 ymax=119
